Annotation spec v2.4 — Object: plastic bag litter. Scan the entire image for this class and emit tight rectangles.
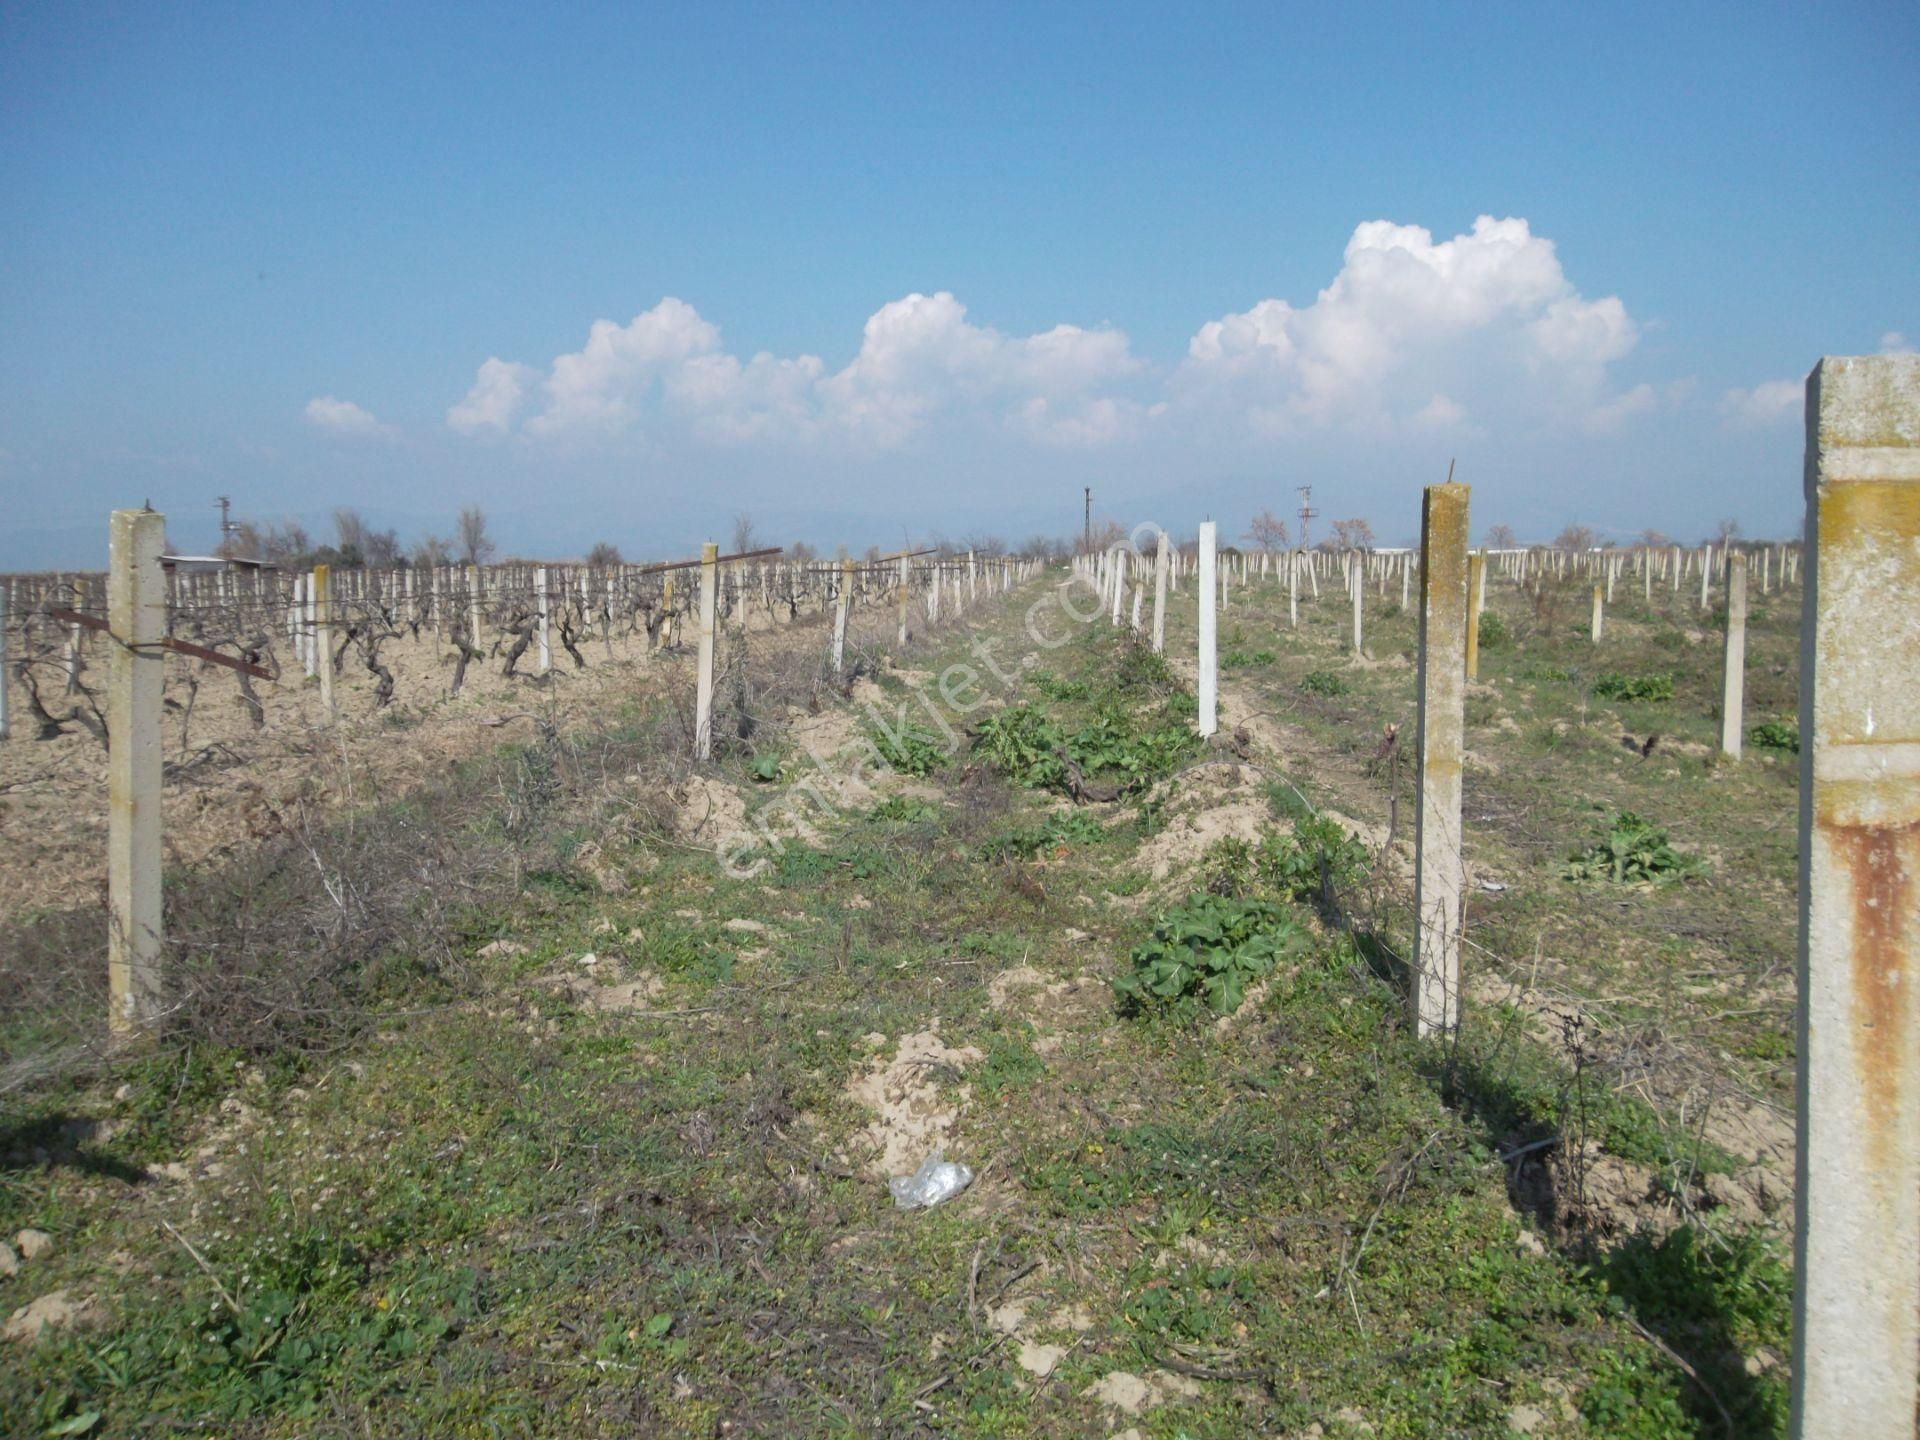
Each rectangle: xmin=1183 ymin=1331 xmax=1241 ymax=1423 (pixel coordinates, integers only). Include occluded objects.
xmin=889 ymin=1150 xmax=973 ymax=1210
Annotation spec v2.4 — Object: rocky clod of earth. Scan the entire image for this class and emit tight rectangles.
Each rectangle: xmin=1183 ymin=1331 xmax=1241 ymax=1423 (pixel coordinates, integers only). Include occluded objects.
xmin=4 ymin=1290 xmax=103 ymax=1344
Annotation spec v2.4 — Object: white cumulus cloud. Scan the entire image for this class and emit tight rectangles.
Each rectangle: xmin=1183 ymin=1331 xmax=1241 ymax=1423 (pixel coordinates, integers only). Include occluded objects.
xmin=445 ymin=216 xmax=1667 ymax=457
xmin=1720 ymin=379 xmax=1802 ymax=428
xmin=304 ymin=395 xmax=394 ymax=439
xmin=1882 ymin=331 xmax=1916 ymax=356
xmin=1177 ymin=215 xmax=1648 ymax=436
xmin=452 ymin=291 xmax=1144 ymax=451
xmin=447 ymin=358 xmax=539 ymax=436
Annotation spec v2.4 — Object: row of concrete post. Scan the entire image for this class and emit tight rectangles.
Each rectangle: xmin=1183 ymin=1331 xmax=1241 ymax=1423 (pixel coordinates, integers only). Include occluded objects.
xmin=1170 ymin=358 xmax=1917 ymax=1438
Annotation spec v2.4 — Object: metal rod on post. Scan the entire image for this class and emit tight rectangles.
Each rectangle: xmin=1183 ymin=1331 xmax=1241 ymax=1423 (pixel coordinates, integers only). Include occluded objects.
xmin=108 ymin=507 xmax=166 ymax=1036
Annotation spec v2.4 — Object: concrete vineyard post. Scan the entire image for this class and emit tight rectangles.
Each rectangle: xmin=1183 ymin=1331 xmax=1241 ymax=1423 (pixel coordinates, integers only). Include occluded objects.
xmin=536 ymin=565 xmax=551 ymax=674
xmin=1197 ymin=521 xmax=1218 ymax=738
xmin=896 ymin=554 xmax=909 ymax=648
xmin=303 ymin=572 xmax=318 ymax=678
xmin=1465 ymin=552 xmax=1485 ymax=680
xmin=1700 ymin=544 xmax=1713 ymax=609
xmin=1288 ymin=551 xmax=1298 ymax=629
xmin=0 ymin=582 xmax=9 ymax=742
xmin=1111 ymin=549 xmax=1126 ymax=626
xmin=695 ymin=543 xmax=718 ymax=761
xmin=468 ymin=566 xmax=483 ymax=668
xmin=1720 ymin=553 xmax=1747 ymax=760
xmin=1791 ymin=354 xmax=1920 ymax=1439
xmin=108 ymin=508 xmax=166 ymax=1036
xmin=832 ymin=558 xmax=851 ymax=674
xmin=1151 ymin=531 xmax=1169 ymax=654
xmin=314 ymin=564 xmax=334 ymax=722
xmin=1413 ymin=482 xmax=1470 ymax=1039
xmin=1350 ymin=561 xmax=1362 ymax=652
xmin=64 ymin=577 xmax=84 ymax=693
xmin=1590 ymin=584 xmax=1603 ymax=644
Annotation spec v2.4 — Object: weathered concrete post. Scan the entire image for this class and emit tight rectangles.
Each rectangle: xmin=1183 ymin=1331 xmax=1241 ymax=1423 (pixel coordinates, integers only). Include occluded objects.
xmin=896 ymin=553 xmax=910 ymax=648
xmin=313 ymin=563 xmax=334 ymax=722
xmin=1413 ymin=482 xmax=1470 ymax=1039
xmin=1288 ymin=550 xmax=1299 ymax=628
xmin=1196 ymin=521 xmax=1218 ymax=738
xmin=1700 ymin=544 xmax=1713 ymax=609
xmin=108 ymin=508 xmax=166 ymax=1036
xmin=1720 ymin=553 xmax=1747 ymax=760
xmin=1590 ymin=583 xmax=1604 ymax=644
xmin=535 ymin=565 xmax=552 ymax=674
xmin=1151 ymin=531 xmax=1169 ymax=654
xmin=1350 ymin=561 xmax=1363 ymax=652
xmin=467 ymin=565 xmax=483 ymax=667
xmin=1465 ymin=552 xmax=1486 ymax=680
xmin=832 ymin=558 xmax=852 ymax=674
xmin=1111 ymin=548 xmax=1126 ymax=626
xmin=64 ymin=576 xmax=85 ymax=694
xmin=1791 ymin=354 xmax=1920 ymax=1439
xmin=302 ymin=572 xmax=318 ymax=678
xmin=695 ymin=543 xmax=718 ymax=760
xmin=0 ymin=582 xmax=10 ymax=742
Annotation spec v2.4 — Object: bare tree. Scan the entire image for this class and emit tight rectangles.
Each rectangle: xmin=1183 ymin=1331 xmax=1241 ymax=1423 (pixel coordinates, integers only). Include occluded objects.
xmin=363 ymin=528 xmax=400 ymax=567
xmin=1328 ymin=518 xmax=1376 ymax=552
xmin=1245 ymin=509 xmax=1290 ymax=552
xmin=787 ymin=541 xmax=817 ymax=563
xmin=223 ymin=520 xmax=266 ymax=560
xmin=457 ymin=506 xmax=496 ymax=566
xmin=264 ymin=519 xmax=312 ymax=565
xmin=585 ymin=541 xmax=623 ymax=566
xmin=1483 ymin=523 xmax=1518 ymax=549
xmin=1553 ymin=523 xmax=1597 ymax=551
xmin=1713 ymin=517 xmax=1742 ymax=545
xmin=730 ymin=513 xmax=759 ymax=554
xmin=413 ymin=534 xmax=452 ymax=568
xmin=1638 ymin=527 xmax=1671 ymax=549
xmin=333 ymin=508 xmax=371 ymax=562
xmin=958 ymin=532 xmax=1007 ymax=558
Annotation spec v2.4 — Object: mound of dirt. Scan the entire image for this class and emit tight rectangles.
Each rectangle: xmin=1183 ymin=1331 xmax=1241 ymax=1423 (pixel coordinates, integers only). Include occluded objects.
xmin=846 ymin=1027 xmax=983 ymax=1178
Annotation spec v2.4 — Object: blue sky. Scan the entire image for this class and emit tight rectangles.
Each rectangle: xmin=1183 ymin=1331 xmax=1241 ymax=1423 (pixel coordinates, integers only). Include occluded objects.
xmin=2 ymin=1 xmax=1915 ymax=566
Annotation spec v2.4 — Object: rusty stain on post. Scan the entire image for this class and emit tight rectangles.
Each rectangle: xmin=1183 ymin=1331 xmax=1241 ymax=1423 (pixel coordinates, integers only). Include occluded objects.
xmin=1791 ymin=353 xmax=1920 ymax=1439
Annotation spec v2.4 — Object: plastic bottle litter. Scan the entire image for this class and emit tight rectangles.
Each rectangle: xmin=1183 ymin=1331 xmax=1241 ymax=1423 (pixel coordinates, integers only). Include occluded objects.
xmin=888 ymin=1150 xmax=974 ymax=1210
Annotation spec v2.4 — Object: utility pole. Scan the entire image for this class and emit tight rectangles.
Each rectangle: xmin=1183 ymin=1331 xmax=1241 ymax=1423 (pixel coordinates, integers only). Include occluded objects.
xmin=1296 ymin=485 xmax=1318 ymax=552
xmin=1083 ymin=487 xmax=1092 ymax=555
xmin=216 ymin=495 xmax=234 ymax=554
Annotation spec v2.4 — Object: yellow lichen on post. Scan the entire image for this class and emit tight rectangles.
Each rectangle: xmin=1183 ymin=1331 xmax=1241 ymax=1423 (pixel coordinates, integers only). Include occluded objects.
xmin=1413 ymin=482 xmax=1470 ymax=1038
xmin=108 ymin=508 xmax=166 ymax=1036
xmin=1791 ymin=353 xmax=1920 ymax=1440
